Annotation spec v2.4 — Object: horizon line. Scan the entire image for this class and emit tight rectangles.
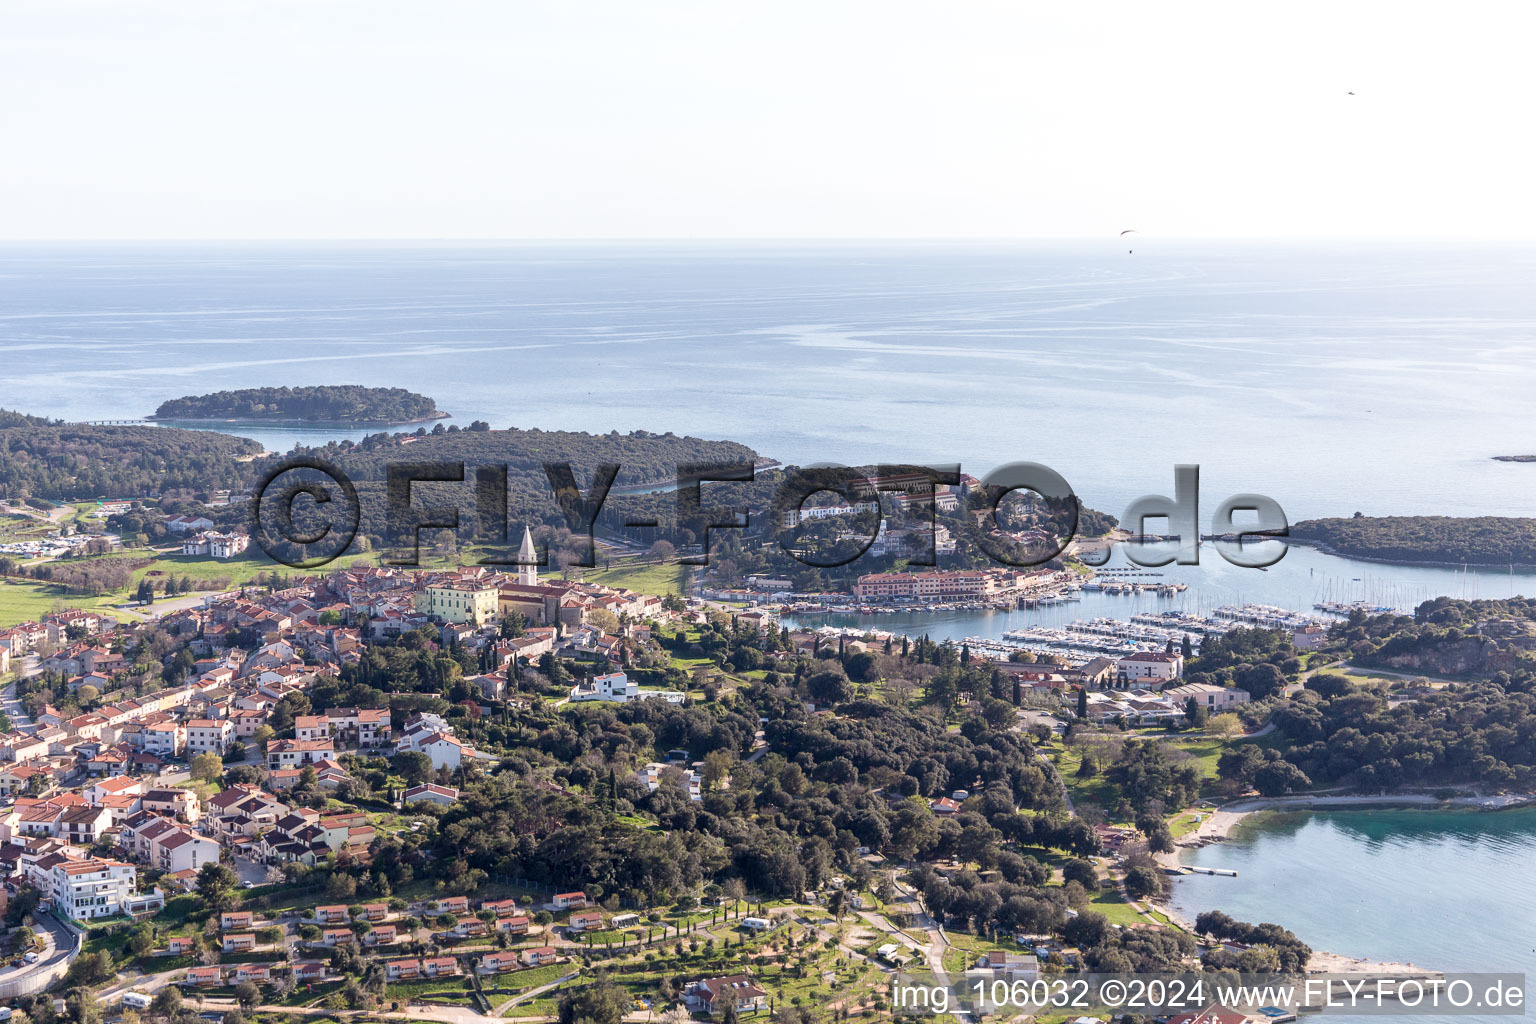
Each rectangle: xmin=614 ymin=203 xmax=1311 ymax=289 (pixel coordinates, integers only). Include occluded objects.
xmin=0 ymin=235 xmax=1531 ymax=245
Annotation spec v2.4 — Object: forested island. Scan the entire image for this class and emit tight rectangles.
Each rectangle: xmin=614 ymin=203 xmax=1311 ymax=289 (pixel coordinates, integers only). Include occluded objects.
xmin=151 ymin=385 xmax=449 ymax=425
xmin=1290 ymin=515 xmax=1536 ymax=566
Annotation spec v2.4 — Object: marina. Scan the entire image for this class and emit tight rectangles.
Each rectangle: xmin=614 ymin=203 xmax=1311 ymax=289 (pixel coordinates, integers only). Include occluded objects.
xmin=780 ymin=542 xmax=1536 ymax=647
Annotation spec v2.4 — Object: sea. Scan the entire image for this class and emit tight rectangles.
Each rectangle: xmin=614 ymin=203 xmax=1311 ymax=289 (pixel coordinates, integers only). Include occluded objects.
xmin=4 ymin=242 xmax=1535 ymax=990
xmin=1172 ymin=808 xmax=1536 ymax=1024
xmin=3 ymin=241 xmax=1536 ymax=523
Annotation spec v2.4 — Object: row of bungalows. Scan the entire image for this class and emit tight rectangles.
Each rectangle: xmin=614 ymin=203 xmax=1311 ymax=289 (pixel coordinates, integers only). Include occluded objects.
xmin=184 ymin=962 xmax=276 ymax=986
xmin=384 ymin=956 xmax=460 ymax=981
xmin=476 ymin=946 xmax=560 ymax=973
xmin=255 ymin=809 xmax=371 ymax=865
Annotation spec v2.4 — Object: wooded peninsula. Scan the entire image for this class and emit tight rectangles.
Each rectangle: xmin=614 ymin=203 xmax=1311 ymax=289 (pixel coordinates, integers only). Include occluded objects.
xmin=1291 ymin=515 xmax=1536 ymax=566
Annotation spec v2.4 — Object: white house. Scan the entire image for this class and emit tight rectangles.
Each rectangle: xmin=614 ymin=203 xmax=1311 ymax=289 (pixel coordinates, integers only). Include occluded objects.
xmin=1116 ymin=651 xmax=1183 ymax=682
xmin=49 ymin=856 xmax=140 ymax=920
xmin=181 ymin=532 xmax=250 ymax=559
xmin=412 ymin=732 xmax=470 ymax=771
xmin=165 ymin=515 xmax=215 ymax=534
xmin=1163 ymin=682 xmax=1250 ymax=710
xmin=402 ymin=783 xmax=459 ymax=806
xmin=186 ymin=718 xmax=235 ymax=756
xmin=569 ymin=671 xmax=683 ymax=704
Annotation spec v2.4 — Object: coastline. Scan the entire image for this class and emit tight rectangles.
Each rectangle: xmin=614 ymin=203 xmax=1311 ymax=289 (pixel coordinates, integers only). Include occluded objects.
xmin=1150 ymin=793 xmax=1536 ymax=975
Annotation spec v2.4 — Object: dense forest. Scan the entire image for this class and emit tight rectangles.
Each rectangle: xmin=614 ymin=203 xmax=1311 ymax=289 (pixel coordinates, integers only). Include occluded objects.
xmin=152 ymin=385 xmax=447 ymax=424
xmin=267 ymin=425 xmax=762 ymax=558
xmin=1226 ymin=599 xmax=1536 ymax=792
xmin=1291 ymin=515 xmax=1536 ymax=565
xmin=0 ymin=411 xmax=263 ymax=500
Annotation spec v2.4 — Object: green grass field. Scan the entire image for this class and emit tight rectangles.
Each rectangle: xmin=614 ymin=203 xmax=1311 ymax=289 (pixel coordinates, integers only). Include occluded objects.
xmin=583 ymin=560 xmax=689 ymax=596
xmin=0 ymin=545 xmax=391 ymax=627
xmin=1087 ymin=887 xmax=1154 ymax=927
xmin=0 ymin=577 xmax=132 ymax=625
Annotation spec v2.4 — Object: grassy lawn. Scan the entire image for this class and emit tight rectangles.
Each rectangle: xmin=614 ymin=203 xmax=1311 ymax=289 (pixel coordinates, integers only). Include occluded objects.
xmin=583 ymin=560 xmax=689 ymax=596
xmin=384 ymin=977 xmax=477 ymax=1000
xmin=0 ymin=577 xmax=131 ymax=626
xmin=1168 ymin=808 xmax=1216 ymax=839
xmin=1087 ymin=888 xmax=1153 ymax=927
xmin=939 ymin=930 xmax=1031 ymax=974
xmin=1049 ymin=743 xmax=1125 ymax=816
xmin=481 ymin=961 xmax=569 ymax=996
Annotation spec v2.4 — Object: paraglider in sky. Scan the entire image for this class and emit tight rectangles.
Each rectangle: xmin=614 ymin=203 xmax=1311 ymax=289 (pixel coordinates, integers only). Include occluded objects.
xmin=1121 ymin=228 xmax=1137 ymax=253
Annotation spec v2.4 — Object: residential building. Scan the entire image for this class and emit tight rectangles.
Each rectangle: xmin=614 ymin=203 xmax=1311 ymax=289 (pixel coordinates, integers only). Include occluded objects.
xmin=568 ymin=671 xmax=682 ymax=704
xmin=59 ymin=805 xmax=112 ymax=845
xmin=1116 ymin=651 xmax=1184 ymax=682
xmin=1163 ymin=682 xmax=1250 ymax=710
xmin=49 ymin=856 xmax=139 ymax=920
xmin=402 ymin=783 xmax=458 ymax=806
xmin=140 ymin=788 xmax=201 ymax=822
xmin=326 ymin=707 xmax=390 ymax=747
xmin=186 ymin=719 xmax=235 ymax=756
xmin=686 ymin=976 xmax=770 ymax=1017
xmin=267 ymin=737 xmax=336 ymax=771
xmin=421 ymin=581 xmax=499 ymax=626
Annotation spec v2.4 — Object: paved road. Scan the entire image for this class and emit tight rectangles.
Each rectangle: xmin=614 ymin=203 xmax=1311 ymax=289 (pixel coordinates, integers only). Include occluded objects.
xmin=497 ymin=970 xmax=580 ymax=1012
xmin=0 ymin=911 xmax=77 ymax=997
xmin=1 ymin=657 xmax=37 ymax=729
xmin=229 ymin=850 xmax=276 ymax=887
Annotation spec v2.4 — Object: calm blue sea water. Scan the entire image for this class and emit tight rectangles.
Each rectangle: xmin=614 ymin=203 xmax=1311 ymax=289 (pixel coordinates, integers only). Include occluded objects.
xmin=1172 ymin=808 xmax=1536 ymax=1024
xmin=3 ymin=242 xmax=1536 ymax=524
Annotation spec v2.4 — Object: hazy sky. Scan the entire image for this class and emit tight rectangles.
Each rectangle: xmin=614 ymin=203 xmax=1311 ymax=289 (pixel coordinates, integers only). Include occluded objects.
xmin=4 ymin=1 xmax=1532 ymax=239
